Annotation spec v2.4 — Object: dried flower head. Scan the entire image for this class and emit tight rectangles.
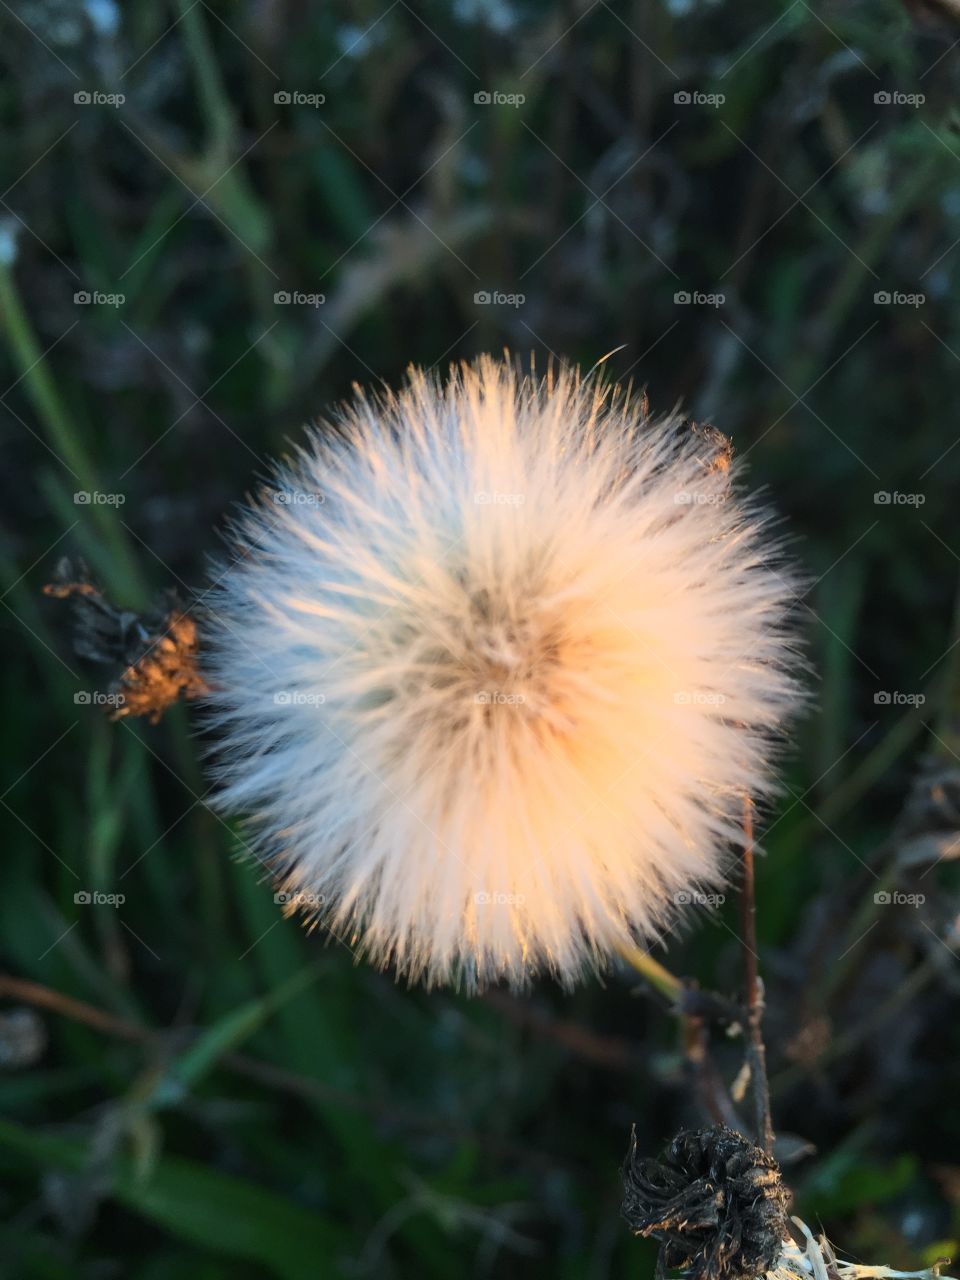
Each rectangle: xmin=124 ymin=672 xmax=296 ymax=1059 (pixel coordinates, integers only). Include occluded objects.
xmin=621 ymin=1124 xmax=789 ymax=1280
xmin=45 ymin=559 xmax=208 ymax=723
xmin=204 ymin=356 xmax=801 ymax=989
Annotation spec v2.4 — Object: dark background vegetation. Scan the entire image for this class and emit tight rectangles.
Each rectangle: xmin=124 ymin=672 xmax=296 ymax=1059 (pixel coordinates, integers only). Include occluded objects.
xmin=2 ymin=1 xmax=960 ymax=1276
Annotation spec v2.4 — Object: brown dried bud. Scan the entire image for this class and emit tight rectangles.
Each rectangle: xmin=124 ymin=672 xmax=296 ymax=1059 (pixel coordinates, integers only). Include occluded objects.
xmin=621 ymin=1124 xmax=788 ymax=1280
xmin=44 ymin=559 xmax=209 ymax=723
xmin=111 ymin=609 xmax=207 ymax=722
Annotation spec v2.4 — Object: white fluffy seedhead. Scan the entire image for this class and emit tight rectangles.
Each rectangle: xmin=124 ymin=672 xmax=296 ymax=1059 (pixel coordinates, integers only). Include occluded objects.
xmin=204 ymin=355 xmax=802 ymax=990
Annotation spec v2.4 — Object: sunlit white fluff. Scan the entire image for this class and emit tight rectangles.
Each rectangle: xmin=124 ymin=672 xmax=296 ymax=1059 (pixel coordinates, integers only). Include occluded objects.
xmin=204 ymin=355 xmax=801 ymax=990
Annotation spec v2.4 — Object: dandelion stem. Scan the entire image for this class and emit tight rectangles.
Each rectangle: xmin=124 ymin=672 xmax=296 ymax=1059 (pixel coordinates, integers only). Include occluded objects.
xmin=740 ymin=794 xmax=775 ymax=1154
xmin=616 ymin=942 xmax=684 ymax=1004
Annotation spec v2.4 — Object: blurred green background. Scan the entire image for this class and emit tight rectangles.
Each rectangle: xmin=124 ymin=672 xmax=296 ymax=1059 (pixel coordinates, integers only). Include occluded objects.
xmin=2 ymin=1 xmax=960 ymax=1276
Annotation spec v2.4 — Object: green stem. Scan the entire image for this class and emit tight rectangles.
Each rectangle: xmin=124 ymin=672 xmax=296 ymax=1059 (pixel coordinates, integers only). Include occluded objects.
xmin=617 ymin=941 xmax=683 ymax=1003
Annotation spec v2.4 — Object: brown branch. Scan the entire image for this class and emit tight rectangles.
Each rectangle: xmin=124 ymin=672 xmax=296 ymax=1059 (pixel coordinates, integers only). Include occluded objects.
xmin=740 ymin=795 xmax=774 ymax=1154
xmin=0 ymin=974 xmax=147 ymax=1043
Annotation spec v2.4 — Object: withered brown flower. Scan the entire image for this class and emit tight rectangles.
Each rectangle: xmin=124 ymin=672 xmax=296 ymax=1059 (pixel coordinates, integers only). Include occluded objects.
xmin=621 ymin=1124 xmax=789 ymax=1280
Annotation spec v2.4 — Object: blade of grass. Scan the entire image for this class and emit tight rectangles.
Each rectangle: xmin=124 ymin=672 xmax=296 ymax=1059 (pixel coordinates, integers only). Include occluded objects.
xmin=146 ymin=962 xmax=323 ymax=1107
xmin=0 ymin=1117 xmax=342 ymax=1280
xmin=0 ymin=259 xmax=145 ymax=606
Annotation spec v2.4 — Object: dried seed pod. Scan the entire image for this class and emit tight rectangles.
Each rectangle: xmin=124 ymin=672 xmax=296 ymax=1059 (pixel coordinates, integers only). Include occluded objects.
xmin=622 ymin=1124 xmax=789 ymax=1280
xmin=111 ymin=609 xmax=207 ymax=721
xmin=44 ymin=559 xmax=209 ymax=723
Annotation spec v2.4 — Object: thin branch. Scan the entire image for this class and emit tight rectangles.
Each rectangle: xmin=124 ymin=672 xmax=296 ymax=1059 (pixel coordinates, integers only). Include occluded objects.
xmin=0 ymin=973 xmax=146 ymax=1042
xmin=740 ymin=794 xmax=774 ymax=1154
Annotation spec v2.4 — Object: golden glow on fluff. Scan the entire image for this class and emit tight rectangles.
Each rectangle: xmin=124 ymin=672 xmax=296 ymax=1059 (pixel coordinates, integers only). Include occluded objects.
xmin=204 ymin=356 xmax=802 ymax=990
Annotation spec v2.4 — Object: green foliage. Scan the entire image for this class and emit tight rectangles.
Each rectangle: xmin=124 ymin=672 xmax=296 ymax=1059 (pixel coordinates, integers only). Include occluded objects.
xmin=2 ymin=0 xmax=960 ymax=1275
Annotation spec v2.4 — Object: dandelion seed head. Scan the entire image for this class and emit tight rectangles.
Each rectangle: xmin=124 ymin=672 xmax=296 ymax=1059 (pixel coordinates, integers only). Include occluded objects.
xmin=204 ymin=355 xmax=802 ymax=989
